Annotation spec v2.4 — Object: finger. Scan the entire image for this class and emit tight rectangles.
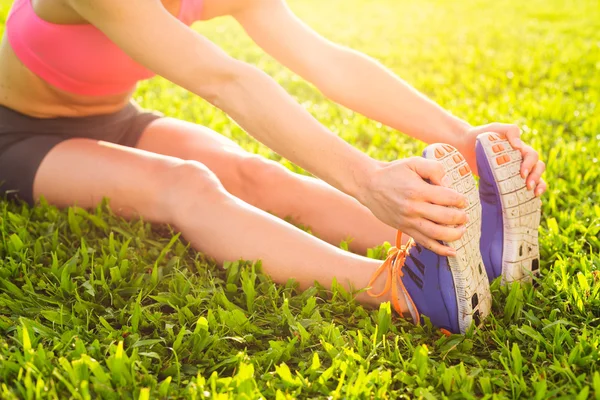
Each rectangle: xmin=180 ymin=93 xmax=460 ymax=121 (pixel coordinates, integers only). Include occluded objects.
xmin=503 ymin=124 xmax=523 ymax=149
xmin=526 ymin=160 xmax=545 ymax=191
xmin=470 ymin=122 xmax=499 ymax=134
xmin=408 ymin=157 xmax=449 ymax=187
xmin=409 ymin=230 xmax=456 ymax=257
xmin=476 ymin=123 xmax=523 ymax=149
xmin=417 ymin=202 xmax=468 ymax=226
xmin=413 ymin=217 xmax=466 ymax=243
xmin=521 ymin=146 xmax=539 ymax=179
xmin=421 ymin=183 xmax=468 ymax=208
xmin=534 ymin=178 xmax=547 ymax=197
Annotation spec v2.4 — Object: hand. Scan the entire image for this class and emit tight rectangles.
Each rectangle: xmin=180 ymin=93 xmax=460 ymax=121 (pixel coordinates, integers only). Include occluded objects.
xmin=459 ymin=123 xmax=547 ymax=197
xmin=359 ymin=158 xmax=469 ymax=256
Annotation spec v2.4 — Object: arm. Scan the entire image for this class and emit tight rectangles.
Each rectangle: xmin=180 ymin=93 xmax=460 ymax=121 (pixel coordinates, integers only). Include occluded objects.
xmin=233 ymin=0 xmax=470 ymax=148
xmin=234 ymin=0 xmax=546 ymax=194
xmin=67 ymin=0 xmax=374 ymax=198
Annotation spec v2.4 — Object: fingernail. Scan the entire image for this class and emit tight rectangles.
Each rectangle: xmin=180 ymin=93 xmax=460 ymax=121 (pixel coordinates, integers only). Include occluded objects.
xmin=527 ymin=181 xmax=534 ymax=190
xmin=522 ymin=169 xmax=529 ymax=178
xmin=448 ymin=249 xmax=457 ymax=256
xmin=442 ymin=175 xmax=452 ymax=187
xmin=515 ymin=138 xmax=523 ymax=148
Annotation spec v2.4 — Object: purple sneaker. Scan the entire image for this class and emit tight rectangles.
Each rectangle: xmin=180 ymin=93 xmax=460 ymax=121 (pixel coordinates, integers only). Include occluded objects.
xmin=369 ymin=144 xmax=491 ymax=334
xmin=476 ymin=133 xmax=542 ymax=283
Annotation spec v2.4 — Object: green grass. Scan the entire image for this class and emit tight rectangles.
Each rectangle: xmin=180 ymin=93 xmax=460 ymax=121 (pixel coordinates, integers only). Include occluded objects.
xmin=1 ymin=0 xmax=600 ymax=398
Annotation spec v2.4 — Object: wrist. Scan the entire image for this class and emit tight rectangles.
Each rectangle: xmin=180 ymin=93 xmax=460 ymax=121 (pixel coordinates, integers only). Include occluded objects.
xmin=350 ymin=158 xmax=386 ymax=206
xmin=445 ymin=115 xmax=472 ymax=151
xmin=342 ymin=153 xmax=382 ymax=204
xmin=447 ymin=115 xmax=472 ymax=139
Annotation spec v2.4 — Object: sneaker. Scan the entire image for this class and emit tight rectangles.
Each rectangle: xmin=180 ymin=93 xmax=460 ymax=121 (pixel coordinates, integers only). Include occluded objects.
xmin=476 ymin=132 xmax=542 ymax=283
xmin=368 ymin=144 xmax=492 ymax=334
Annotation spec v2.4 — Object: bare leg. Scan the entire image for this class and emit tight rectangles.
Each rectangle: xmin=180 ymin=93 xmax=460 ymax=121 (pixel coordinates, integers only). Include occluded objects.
xmin=135 ymin=118 xmax=398 ymax=253
xmin=34 ymin=139 xmax=390 ymax=307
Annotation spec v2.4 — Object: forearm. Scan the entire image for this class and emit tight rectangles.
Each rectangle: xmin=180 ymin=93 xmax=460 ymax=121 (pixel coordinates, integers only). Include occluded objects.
xmin=318 ymin=48 xmax=472 ymax=147
xmin=209 ymin=63 xmax=377 ymax=200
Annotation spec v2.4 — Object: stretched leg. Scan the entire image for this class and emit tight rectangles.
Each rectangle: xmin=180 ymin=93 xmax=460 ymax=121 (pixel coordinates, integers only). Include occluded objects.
xmin=135 ymin=118 xmax=397 ymax=253
xmin=33 ymin=139 xmax=388 ymax=306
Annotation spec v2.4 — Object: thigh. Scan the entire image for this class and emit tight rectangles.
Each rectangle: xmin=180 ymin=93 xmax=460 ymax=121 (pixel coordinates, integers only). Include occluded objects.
xmin=136 ymin=117 xmax=246 ymax=157
xmin=0 ymin=135 xmax=65 ymax=204
xmin=135 ymin=117 xmax=260 ymax=191
xmin=32 ymin=138 xmax=202 ymax=222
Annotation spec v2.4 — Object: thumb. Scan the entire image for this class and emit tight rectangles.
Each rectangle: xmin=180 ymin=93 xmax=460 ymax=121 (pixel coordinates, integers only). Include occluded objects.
xmin=407 ymin=157 xmax=450 ymax=187
xmin=504 ymin=124 xmax=523 ymax=149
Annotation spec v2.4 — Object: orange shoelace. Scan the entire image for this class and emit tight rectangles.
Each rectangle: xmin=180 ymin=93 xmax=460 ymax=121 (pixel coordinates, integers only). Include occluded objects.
xmin=367 ymin=231 xmax=421 ymax=325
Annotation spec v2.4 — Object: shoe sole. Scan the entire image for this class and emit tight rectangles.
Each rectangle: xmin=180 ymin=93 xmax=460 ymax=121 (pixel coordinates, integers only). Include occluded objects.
xmin=424 ymin=144 xmax=492 ymax=333
xmin=476 ymin=133 xmax=542 ymax=283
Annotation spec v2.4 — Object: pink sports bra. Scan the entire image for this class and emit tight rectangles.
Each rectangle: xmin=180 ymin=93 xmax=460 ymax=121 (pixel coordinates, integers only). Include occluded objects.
xmin=6 ymin=0 xmax=204 ymax=96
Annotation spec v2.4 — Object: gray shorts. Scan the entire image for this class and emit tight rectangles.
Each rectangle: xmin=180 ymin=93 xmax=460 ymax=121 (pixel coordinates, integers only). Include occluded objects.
xmin=0 ymin=102 xmax=162 ymax=205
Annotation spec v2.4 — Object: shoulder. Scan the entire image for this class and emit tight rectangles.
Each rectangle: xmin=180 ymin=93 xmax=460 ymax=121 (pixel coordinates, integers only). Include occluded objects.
xmin=201 ymin=0 xmax=284 ymax=19
xmin=64 ymin=0 xmax=134 ymax=18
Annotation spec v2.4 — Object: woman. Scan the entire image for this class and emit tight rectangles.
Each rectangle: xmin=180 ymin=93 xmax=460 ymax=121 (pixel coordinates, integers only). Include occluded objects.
xmin=0 ymin=0 xmax=546 ymax=333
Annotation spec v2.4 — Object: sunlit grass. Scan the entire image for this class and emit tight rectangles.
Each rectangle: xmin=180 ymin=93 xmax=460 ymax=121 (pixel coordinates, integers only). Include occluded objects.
xmin=1 ymin=0 xmax=600 ymax=398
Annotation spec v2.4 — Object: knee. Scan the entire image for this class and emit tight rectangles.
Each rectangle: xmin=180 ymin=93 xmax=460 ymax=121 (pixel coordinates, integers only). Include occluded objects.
xmin=237 ymin=155 xmax=294 ymax=202
xmin=154 ymin=160 xmax=229 ymax=222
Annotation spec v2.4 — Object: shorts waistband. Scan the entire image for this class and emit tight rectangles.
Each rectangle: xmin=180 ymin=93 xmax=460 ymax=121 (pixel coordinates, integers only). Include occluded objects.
xmin=0 ymin=102 xmax=145 ymax=134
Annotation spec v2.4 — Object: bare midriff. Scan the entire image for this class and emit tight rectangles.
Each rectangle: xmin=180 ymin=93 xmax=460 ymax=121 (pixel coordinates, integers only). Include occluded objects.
xmin=0 ymin=34 xmax=134 ymax=119
xmin=0 ymin=0 xmax=184 ymax=119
